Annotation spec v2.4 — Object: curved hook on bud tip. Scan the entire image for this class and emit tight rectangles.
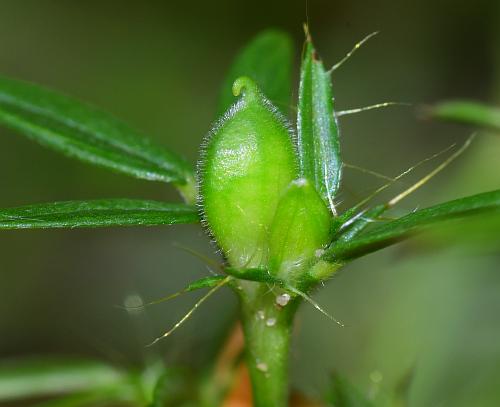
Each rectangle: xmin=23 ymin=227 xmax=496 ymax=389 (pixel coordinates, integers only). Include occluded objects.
xmin=232 ymin=76 xmax=260 ymax=99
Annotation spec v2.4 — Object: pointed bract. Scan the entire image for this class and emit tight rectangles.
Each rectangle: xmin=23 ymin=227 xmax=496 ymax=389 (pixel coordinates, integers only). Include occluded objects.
xmin=269 ymin=179 xmax=332 ymax=282
xmin=297 ymin=41 xmax=342 ymax=213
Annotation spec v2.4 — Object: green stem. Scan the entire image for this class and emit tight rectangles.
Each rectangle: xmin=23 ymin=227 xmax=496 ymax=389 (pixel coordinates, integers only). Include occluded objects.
xmin=237 ymin=281 xmax=300 ymax=407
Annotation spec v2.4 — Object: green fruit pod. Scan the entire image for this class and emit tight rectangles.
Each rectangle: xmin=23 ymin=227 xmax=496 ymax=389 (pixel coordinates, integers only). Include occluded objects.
xmin=199 ymin=77 xmax=297 ymax=269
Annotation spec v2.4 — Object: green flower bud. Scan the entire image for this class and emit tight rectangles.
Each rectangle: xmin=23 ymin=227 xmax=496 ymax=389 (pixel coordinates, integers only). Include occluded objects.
xmin=268 ymin=178 xmax=332 ymax=283
xmin=200 ymin=77 xmax=297 ymax=269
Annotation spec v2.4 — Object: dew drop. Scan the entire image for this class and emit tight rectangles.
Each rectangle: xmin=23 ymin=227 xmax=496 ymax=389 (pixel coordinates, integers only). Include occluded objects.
xmin=266 ymin=317 xmax=277 ymax=327
xmin=256 ymin=361 xmax=268 ymax=373
xmin=276 ymin=293 xmax=291 ymax=307
xmin=256 ymin=310 xmax=265 ymax=320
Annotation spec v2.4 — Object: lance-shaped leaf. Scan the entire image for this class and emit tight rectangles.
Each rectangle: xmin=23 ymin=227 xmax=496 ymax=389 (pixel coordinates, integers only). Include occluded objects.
xmin=427 ymin=100 xmax=500 ymax=132
xmin=297 ymin=39 xmax=342 ymax=212
xmin=150 ymin=368 xmax=189 ymax=407
xmin=0 ymin=75 xmax=195 ymax=200
xmin=334 ymin=204 xmax=388 ymax=244
xmin=33 ymin=388 xmax=134 ymax=407
xmin=324 ymin=190 xmax=500 ymax=262
xmin=0 ymin=358 xmax=125 ymax=401
xmin=127 ymin=275 xmax=228 ymax=310
xmin=0 ymin=199 xmax=198 ymax=229
xmin=216 ymin=29 xmax=293 ymax=117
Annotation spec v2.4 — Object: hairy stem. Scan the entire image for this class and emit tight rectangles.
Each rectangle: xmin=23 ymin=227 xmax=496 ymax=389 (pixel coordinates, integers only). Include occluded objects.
xmin=237 ymin=281 xmax=299 ymax=407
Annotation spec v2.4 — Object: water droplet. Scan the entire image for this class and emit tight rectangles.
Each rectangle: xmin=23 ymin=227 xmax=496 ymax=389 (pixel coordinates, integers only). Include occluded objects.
xmin=256 ymin=361 xmax=268 ymax=372
xmin=256 ymin=310 xmax=265 ymax=320
xmin=276 ymin=293 xmax=291 ymax=307
xmin=266 ymin=317 xmax=277 ymax=327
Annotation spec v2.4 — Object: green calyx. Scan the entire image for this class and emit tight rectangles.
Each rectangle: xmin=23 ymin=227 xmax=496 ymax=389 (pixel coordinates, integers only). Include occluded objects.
xmin=200 ymin=77 xmax=297 ymax=269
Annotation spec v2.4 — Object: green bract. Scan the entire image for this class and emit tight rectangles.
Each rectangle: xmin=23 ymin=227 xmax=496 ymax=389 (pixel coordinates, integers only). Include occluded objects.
xmin=200 ymin=77 xmax=297 ymax=269
xmin=269 ymin=178 xmax=332 ymax=282
xmin=297 ymin=40 xmax=342 ymax=213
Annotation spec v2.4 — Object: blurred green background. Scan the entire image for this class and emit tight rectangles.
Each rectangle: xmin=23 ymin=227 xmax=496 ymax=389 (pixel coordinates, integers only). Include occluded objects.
xmin=0 ymin=0 xmax=499 ymax=405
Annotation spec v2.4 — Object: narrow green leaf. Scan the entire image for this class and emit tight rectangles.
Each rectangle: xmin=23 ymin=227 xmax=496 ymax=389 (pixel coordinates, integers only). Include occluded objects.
xmin=34 ymin=387 xmax=133 ymax=407
xmin=325 ymin=373 xmax=374 ymax=407
xmin=185 ymin=275 xmax=227 ymax=291
xmin=149 ymin=368 xmax=188 ymax=407
xmin=0 ymin=199 xmax=198 ymax=229
xmin=391 ymin=368 xmax=415 ymax=407
xmin=0 ymin=75 xmax=195 ymax=197
xmin=0 ymin=358 xmax=125 ymax=401
xmin=325 ymin=190 xmax=500 ymax=261
xmin=427 ymin=100 xmax=500 ymax=132
xmin=122 ymin=276 xmax=227 ymax=311
xmin=334 ymin=204 xmax=388 ymax=244
xmin=297 ymin=39 xmax=342 ymax=212
xmin=224 ymin=267 xmax=279 ymax=285
xmin=216 ymin=30 xmax=293 ymax=116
